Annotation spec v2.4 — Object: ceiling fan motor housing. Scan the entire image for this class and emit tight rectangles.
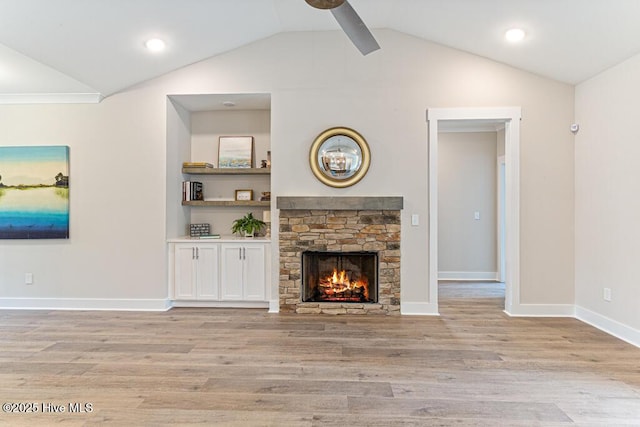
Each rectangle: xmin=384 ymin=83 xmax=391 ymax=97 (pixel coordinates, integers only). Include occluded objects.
xmin=305 ymin=0 xmax=345 ymax=10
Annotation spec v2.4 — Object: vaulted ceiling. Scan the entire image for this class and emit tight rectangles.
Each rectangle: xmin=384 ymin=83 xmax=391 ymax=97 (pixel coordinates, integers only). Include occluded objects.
xmin=1 ymin=0 xmax=640 ymax=102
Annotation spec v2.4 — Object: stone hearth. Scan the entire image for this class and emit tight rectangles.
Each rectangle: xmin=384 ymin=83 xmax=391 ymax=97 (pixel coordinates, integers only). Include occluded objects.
xmin=277 ymin=197 xmax=402 ymax=315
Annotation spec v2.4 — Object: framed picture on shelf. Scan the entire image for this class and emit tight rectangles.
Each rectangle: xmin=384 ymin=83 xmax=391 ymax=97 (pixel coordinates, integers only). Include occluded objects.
xmin=218 ymin=136 xmax=253 ymax=168
xmin=235 ymin=189 xmax=253 ymax=201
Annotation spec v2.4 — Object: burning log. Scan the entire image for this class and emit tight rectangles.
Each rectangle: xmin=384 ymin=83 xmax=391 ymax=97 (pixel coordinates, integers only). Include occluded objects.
xmin=318 ymin=268 xmax=369 ymax=301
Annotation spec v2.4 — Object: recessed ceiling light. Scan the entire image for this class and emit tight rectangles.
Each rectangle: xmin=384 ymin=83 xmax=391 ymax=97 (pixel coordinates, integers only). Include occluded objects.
xmin=505 ymin=28 xmax=526 ymax=43
xmin=145 ymin=38 xmax=166 ymax=52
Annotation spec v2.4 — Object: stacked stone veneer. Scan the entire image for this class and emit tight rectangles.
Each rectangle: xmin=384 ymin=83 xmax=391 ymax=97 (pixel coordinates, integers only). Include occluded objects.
xmin=279 ymin=210 xmax=401 ymax=315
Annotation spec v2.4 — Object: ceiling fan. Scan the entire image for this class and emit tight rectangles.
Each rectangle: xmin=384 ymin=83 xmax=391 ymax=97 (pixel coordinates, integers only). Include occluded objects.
xmin=305 ymin=0 xmax=380 ymax=55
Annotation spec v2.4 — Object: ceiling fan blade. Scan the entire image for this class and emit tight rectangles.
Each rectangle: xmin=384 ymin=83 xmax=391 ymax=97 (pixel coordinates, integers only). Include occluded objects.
xmin=330 ymin=1 xmax=380 ymax=55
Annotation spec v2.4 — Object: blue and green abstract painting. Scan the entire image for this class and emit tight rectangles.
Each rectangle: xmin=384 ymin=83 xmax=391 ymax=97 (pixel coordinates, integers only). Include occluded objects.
xmin=0 ymin=146 xmax=70 ymax=239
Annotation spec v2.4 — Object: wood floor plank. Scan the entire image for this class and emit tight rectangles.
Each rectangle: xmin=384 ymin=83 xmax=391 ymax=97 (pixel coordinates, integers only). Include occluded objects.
xmin=0 ymin=361 xmax=95 ymax=375
xmin=42 ymin=342 xmax=194 ymax=354
xmin=342 ymin=346 xmax=503 ymax=361
xmin=202 ymin=378 xmax=394 ymax=397
xmin=138 ymin=391 xmax=349 ymax=414
xmin=85 ymin=409 xmax=314 ymax=427
xmin=347 ymin=396 xmax=573 ymax=422
xmin=557 ymin=397 xmax=640 ymax=424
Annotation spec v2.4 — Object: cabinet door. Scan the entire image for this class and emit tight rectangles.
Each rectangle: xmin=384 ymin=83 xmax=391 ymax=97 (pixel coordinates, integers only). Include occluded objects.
xmin=174 ymin=244 xmax=196 ymax=299
xmin=195 ymin=244 xmax=219 ymax=300
xmin=243 ymin=244 xmax=266 ymax=300
xmin=220 ymin=244 xmax=244 ymax=300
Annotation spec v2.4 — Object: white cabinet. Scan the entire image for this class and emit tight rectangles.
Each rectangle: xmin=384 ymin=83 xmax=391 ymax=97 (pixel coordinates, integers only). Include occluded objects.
xmin=220 ymin=243 xmax=266 ymax=301
xmin=173 ymin=243 xmax=219 ymax=300
xmin=170 ymin=240 xmax=269 ymax=305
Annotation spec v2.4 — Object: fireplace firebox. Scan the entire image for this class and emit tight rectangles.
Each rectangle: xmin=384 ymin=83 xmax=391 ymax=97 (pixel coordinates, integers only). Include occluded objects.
xmin=302 ymin=251 xmax=378 ymax=303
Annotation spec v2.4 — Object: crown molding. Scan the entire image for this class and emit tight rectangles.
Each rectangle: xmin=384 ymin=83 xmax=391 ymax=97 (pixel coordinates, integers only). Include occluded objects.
xmin=0 ymin=93 xmax=103 ymax=104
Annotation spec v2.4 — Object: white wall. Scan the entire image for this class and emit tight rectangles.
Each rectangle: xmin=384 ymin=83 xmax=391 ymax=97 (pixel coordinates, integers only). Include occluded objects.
xmin=166 ymin=98 xmax=192 ymax=240
xmin=0 ymin=29 xmax=575 ymax=312
xmin=0 ymin=92 xmax=169 ymax=309
xmin=438 ymin=132 xmax=497 ymax=279
xmin=190 ymin=109 xmax=271 ymax=168
xmin=575 ymin=52 xmax=640 ymax=343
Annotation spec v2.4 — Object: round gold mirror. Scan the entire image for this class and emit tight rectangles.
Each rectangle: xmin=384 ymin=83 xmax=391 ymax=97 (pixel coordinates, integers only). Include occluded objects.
xmin=309 ymin=127 xmax=371 ymax=188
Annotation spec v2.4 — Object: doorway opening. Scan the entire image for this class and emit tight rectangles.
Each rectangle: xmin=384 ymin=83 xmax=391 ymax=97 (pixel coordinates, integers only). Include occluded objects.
xmin=436 ymin=126 xmax=505 ymax=305
xmin=427 ymin=107 xmax=521 ymax=315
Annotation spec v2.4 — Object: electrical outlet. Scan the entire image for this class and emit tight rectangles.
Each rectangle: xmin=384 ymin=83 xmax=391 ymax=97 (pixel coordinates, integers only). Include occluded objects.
xmin=25 ymin=273 xmax=33 ymax=285
xmin=603 ymin=287 xmax=612 ymax=302
xmin=474 ymin=211 xmax=480 ymax=220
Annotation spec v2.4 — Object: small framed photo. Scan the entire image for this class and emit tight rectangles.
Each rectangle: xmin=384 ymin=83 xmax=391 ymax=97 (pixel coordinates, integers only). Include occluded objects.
xmin=218 ymin=136 xmax=254 ymax=168
xmin=235 ymin=189 xmax=253 ymax=201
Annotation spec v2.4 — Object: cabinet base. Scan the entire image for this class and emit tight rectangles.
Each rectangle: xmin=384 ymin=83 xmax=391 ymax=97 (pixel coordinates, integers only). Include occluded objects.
xmin=170 ymin=300 xmax=269 ymax=309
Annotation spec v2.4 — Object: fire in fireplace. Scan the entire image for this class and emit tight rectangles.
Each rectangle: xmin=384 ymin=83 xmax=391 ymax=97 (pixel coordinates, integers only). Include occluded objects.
xmin=302 ymin=251 xmax=378 ymax=303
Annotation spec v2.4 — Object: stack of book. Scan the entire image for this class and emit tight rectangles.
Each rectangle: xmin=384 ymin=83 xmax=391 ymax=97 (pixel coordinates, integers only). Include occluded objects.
xmin=183 ymin=162 xmax=214 ymax=168
xmin=182 ymin=181 xmax=203 ymax=201
xmin=198 ymin=234 xmax=220 ymax=239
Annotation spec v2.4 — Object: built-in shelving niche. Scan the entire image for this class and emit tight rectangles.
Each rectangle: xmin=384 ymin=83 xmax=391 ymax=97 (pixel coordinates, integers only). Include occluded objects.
xmin=166 ymin=93 xmax=271 ymax=239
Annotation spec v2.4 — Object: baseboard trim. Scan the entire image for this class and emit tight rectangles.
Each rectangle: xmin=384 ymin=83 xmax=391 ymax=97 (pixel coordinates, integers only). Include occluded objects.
xmin=170 ymin=300 xmax=269 ymax=309
xmin=438 ymin=271 xmax=498 ymax=281
xmin=505 ymin=303 xmax=575 ymax=317
xmin=401 ymin=301 xmax=439 ymax=315
xmin=575 ymin=305 xmax=640 ymax=348
xmin=268 ymin=299 xmax=280 ymax=313
xmin=0 ymin=298 xmax=171 ymax=311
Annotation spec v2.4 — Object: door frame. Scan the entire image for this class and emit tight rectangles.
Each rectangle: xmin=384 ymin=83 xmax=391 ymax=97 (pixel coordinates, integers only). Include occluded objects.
xmin=427 ymin=107 xmax=521 ymax=314
xmin=497 ymin=155 xmax=506 ymax=283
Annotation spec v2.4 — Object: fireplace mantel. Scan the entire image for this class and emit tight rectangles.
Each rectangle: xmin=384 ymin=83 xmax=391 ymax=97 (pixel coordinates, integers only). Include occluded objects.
xmin=276 ymin=196 xmax=403 ymax=211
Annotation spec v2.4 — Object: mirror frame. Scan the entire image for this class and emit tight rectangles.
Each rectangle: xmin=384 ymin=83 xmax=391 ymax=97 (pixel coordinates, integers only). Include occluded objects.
xmin=309 ymin=127 xmax=371 ymax=188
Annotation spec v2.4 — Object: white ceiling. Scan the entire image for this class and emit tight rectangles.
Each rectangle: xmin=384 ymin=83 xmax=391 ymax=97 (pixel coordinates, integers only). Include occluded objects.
xmin=1 ymin=0 xmax=640 ymax=102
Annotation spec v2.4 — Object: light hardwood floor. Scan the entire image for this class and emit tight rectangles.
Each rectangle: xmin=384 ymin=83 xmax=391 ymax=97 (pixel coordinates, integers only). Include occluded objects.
xmin=1 ymin=282 xmax=639 ymax=426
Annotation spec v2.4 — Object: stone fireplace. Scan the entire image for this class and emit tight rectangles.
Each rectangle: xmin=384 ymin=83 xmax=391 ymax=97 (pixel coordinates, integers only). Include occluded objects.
xmin=277 ymin=196 xmax=402 ymax=315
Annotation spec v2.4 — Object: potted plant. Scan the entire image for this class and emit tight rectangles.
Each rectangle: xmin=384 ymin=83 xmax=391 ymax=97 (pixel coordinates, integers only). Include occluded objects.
xmin=231 ymin=212 xmax=266 ymax=238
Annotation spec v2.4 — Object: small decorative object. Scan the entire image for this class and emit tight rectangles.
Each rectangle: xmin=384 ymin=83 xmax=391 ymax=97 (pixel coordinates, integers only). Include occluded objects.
xmin=189 ymin=223 xmax=210 ymax=237
xmin=218 ymin=136 xmax=254 ymax=168
xmin=267 ymin=150 xmax=271 ymax=168
xmin=263 ymin=210 xmax=271 ymax=238
xmin=231 ymin=212 xmax=266 ymax=238
xmin=235 ymin=189 xmax=253 ymax=201
xmin=260 ymin=160 xmax=268 ymax=168
xmin=259 ymin=191 xmax=271 ymax=201
xmin=309 ymin=127 xmax=370 ymax=188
